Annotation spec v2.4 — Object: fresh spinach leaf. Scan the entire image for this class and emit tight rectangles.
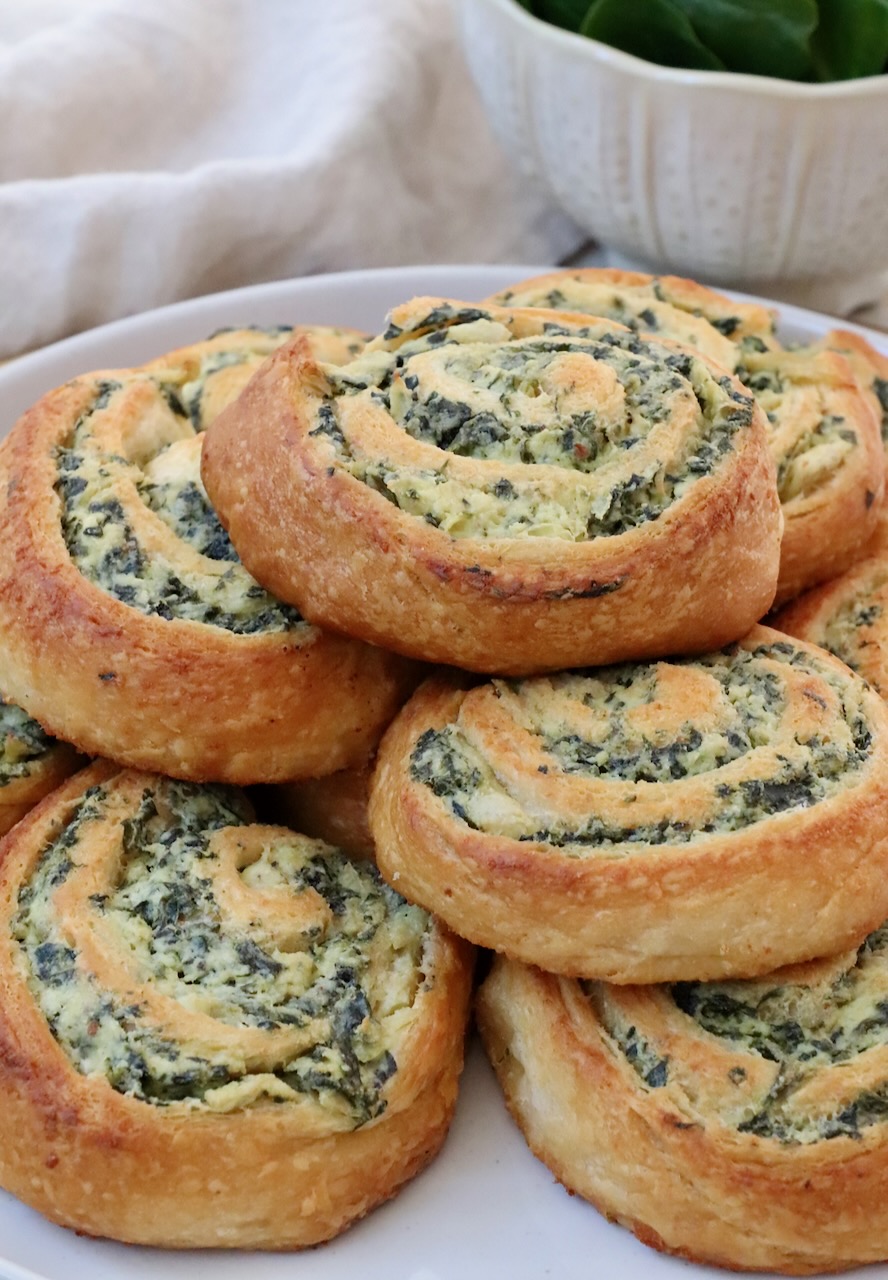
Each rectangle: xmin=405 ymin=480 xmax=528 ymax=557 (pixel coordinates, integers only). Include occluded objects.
xmin=678 ymin=0 xmax=818 ymax=79
xmin=534 ymin=0 xmax=597 ymax=30
xmin=525 ymin=0 xmax=888 ymax=83
xmin=579 ymin=0 xmax=725 ymax=70
xmin=811 ymin=0 xmax=888 ymax=79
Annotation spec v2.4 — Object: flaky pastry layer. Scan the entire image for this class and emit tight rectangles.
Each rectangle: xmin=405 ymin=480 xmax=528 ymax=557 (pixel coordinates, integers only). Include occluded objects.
xmin=0 ymin=690 xmax=81 ymax=837
xmin=201 ymin=297 xmax=782 ymax=674
xmin=0 ymin=326 xmax=417 ymax=781
xmin=371 ymin=625 xmax=888 ymax=982
xmin=478 ymin=938 xmax=888 ymax=1274
xmin=491 ymin=270 xmax=885 ymax=605
xmin=0 ymin=762 xmax=473 ymax=1247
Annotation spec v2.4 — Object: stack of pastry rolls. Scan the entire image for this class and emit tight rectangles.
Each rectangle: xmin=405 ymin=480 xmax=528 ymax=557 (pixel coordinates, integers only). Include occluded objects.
xmin=4 ymin=270 xmax=888 ymax=1271
xmin=0 ymin=323 xmax=473 ymax=1249
xmin=200 ymin=276 xmax=888 ymax=1275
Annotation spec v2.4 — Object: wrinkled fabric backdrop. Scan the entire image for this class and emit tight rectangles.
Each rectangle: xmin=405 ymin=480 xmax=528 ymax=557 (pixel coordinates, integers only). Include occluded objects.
xmin=0 ymin=0 xmax=583 ymax=359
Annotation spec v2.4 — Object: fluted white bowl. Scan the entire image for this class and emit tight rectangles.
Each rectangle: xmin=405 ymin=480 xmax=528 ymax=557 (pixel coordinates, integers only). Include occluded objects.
xmin=455 ymin=0 xmax=888 ymax=288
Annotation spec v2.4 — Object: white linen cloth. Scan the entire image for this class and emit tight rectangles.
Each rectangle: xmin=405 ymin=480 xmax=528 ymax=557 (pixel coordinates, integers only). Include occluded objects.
xmin=1 ymin=1 xmax=885 ymax=361
xmin=0 ymin=0 xmax=582 ymax=359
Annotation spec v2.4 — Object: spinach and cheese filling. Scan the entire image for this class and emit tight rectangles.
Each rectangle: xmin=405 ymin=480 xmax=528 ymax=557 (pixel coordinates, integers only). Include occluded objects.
xmin=12 ymin=779 xmax=431 ymax=1121
xmin=0 ymin=696 xmax=56 ymax=786
xmin=663 ymin=922 xmax=888 ymax=1144
xmin=492 ymin=275 xmax=775 ymax=371
xmin=409 ymin=640 xmax=873 ymax=851
xmin=178 ymin=325 xmax=295 ymax=430
xmin=873 ymin=376 xmax=888 ymax=442
xmin=180 ymin=324 xmax=365 ymax=430
xmin=311 ymin=303 xmax=755 ymax=541
xmin=55 ymin=368 xmax=307 ymax=635
xmin=819 ymin=579 xmax=888 ymax=689
xmin=495 ymin=281 xmax=863 ymax=507
xmin=599 ymin=1010 xmax=671 ymax=1090
xmin=735 ymin=345 xmax=862 ymax=503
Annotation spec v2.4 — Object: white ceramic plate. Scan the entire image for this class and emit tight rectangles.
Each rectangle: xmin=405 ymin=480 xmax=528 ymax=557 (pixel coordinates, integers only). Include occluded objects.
xmin=0 ymin=265 xmax=887 ymax=1280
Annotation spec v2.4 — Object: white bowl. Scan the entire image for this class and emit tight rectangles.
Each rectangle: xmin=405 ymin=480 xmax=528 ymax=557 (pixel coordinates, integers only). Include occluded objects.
xmin=455 ymin=0 xmax=888 ymax=289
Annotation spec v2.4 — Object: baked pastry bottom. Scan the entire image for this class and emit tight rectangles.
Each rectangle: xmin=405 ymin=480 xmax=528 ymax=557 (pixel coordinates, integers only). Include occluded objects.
xmin=478 ymin=953 xmax=888 ymax=1275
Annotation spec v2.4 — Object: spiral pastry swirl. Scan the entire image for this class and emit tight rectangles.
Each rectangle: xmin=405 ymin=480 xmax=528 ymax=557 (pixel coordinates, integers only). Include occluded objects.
xmin=491 ymin=267 xmax=776 ymax=369
xmin=0 ymin=762 xmax=472 ymax=1247
xmin=477 ymin=926 xmax=888 ymax=1274
xmin=0 ymin=326 xmax=417 ymax=781
xmin=201 ymin=296 xmax=781 ymax=673
xmin=371 ymin=625 xmax=888 ymax=982
xmin=0 ymin=688 xmax=80 ymax=837
xmin=491 ymin=270 xmax=885 ymax=604
xmin=807 ymin=327 xmax=888 ymax=446
xmin=775 ymin=515 xmax=888 ymax=696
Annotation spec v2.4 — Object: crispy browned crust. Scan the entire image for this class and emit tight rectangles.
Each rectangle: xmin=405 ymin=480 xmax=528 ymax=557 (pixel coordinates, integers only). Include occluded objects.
xmin=201 ymin=298 xmax=782 ymax=675
xmin=260 ymin=666 xmax=426 ymax=859
xmin=489 ymin=271 xmax=885 ymax=608
xmin=0 ymin=740 xmax=82 ymax=838
xmin=772 ymin=346 xmax=884 ymax=606
xmin=774 ymin=514 xmax=888 ymax=692
xmin=369 ymin=625 xmax=888 ymax=983
xmin=0 ymin=762 xmax=475 ymax=1247
xmin=0 ymin=330 xmax=417 ymax=783
xmin=477 ymin=955 xmax=888 ymax=1275
xmin=810 ymin=327 xmax=888 ymax=437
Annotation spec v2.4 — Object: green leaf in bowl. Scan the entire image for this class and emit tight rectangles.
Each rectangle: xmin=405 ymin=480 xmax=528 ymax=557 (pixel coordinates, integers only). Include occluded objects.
xmin=579 ymin=0 xmax=726 ymax=70
xmin=532 ymin=0 xmax=598 ymax=30
xmin=678 ymin=0 xmax=819 ymax=79
xmin=811 ymin=0 xmax=888 ymax=79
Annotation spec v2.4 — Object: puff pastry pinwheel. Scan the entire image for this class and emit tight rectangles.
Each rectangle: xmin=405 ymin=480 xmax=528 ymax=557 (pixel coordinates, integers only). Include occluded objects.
xmin=808 ymin=326 xmax=888 ymax=448
xmin=490 ymin=267 xmax=778 ymax=368
xmin=477 ymin=931 xmax=888 ymax=1276
xmin=141 ymin=322 xmax=368 ymax=429
xmin=370 ymin=625 xmax=888 ymax=983
xmin=0 ymin=762 xmax=473 ymax=1248
xmin=0 ymin=689 xmax=80 ymax=837
xmin=490 ymin=270 xmax=885 ymax=605
xmin=775 ymin=513 xmax=888 ymax=694
xmin=201 ymin=297 xmax=781 ymax=674
xmin=0 ymin=326 xmax=417 ymax=782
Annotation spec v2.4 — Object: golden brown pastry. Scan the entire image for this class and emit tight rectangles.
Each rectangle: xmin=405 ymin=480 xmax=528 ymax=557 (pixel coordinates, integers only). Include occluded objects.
xmin=490 ymin=270 xmax=885 ymax=605
xmin=142 ymin=322 xmax=368 ymax=429
xmin=262 ymin=664 xmax=426 ymax=860
xmin=263 ymin=759 xmax=376 ymax=860
xmin=477 ymin=935 xmax=888 ymax=1275
xmin=201 ymin=297 xmax=782 ymax=674
xmin=490 ymin=267 xmax=778 ymax=365
xmin=775 ymin=513 xmax=888 ymax=694
xmin=0 ymin=326 xmax=417 ymax=783
xmin=811 ymin=326 xmax=888 ymax=447
xmin=744 ymin=342 xmax=883 ymax=604
xmin=0 ymin=690 xmax=80 ymax=837
xmin=370 ymin=625 xmax=888 ymax=982
xmin=0 ymin=762 xmax=473 ymax=1248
